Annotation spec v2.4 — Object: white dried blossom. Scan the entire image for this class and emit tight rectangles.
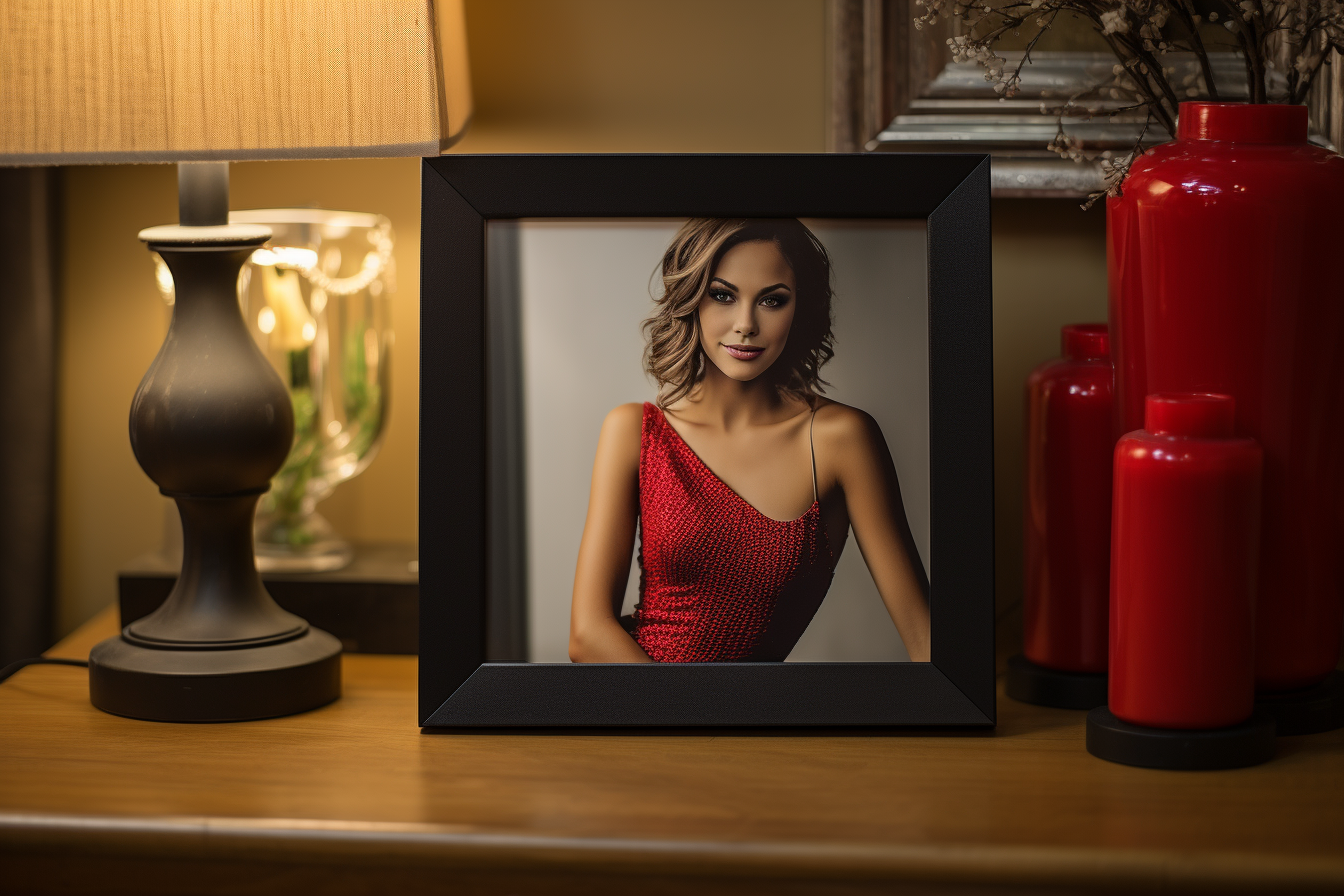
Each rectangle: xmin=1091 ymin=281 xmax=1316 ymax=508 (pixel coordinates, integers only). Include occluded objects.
xmin=1100 ymin=8 xmax=1130 ymax=33
xmin=1047 ymin=132 xmax=1088 ymax=163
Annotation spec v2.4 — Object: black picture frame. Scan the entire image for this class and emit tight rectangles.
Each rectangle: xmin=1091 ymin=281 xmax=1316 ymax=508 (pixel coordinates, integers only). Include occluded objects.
xmin=419 ymin=154 xmax=993 ymax=728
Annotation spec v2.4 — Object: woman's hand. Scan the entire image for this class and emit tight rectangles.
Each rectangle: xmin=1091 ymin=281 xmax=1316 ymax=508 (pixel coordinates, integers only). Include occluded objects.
xmin=569 ymin=404 xmax=655 ymax=663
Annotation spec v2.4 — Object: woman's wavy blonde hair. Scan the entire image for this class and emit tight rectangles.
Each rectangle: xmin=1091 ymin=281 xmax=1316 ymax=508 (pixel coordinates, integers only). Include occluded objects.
xmin=643 ymin=218 xmax=836 ymax=408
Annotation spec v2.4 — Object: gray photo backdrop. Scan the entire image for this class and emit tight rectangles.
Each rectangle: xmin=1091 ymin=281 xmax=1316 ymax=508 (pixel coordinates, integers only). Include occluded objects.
xmin=486 ymin=219 xmax=929 ymax=663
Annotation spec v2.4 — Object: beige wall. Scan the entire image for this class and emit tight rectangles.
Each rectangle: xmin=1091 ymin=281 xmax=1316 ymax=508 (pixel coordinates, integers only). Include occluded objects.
xmin=53 ymin=0 xmax=1106 ymax=640
xmin=459 ymin=0 xmax=829 ymax=151
xmin=58 ymin=164 xmax=177 ymax=635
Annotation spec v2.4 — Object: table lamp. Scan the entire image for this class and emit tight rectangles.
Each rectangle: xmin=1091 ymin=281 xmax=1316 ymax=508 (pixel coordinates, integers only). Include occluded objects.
xmin=0 ymin=0 xmax=471 ymax=721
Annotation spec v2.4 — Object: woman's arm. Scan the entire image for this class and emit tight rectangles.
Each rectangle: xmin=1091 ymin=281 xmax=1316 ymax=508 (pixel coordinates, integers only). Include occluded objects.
xmin=823 ymin=406 xmax=931 ymax=662
xmin=569 ymin=403 xmax=654 ymax=663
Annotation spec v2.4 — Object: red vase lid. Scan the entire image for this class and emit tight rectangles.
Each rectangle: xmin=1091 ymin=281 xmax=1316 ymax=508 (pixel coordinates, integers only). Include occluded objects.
xmin=1177 ymin=102 xmax=1308 ymax=144
xmin=1145 ymin=393 xmax=1236 ymax=438
xmin=1062 ymin=323 xmax=1109 ymax=361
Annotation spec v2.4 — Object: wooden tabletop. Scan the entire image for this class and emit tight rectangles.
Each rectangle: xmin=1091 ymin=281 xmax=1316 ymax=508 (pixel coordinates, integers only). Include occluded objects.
xmin=2 ymin=609 xmax=1341 ymax=895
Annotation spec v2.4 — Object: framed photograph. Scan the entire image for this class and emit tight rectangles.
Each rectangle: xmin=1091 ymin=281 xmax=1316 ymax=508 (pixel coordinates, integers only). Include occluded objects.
xmin=419 ymin=154 xmax=992 ymax=727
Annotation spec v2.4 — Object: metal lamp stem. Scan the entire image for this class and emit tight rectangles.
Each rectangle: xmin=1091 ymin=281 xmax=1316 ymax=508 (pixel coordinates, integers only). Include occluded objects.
xmin=178 ymin=162 xmax=230 ymax=226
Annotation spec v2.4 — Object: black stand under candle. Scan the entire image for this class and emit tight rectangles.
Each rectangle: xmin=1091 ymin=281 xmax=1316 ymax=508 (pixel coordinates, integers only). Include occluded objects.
xmin=1005 ymin=654 xmax=1108 ymax=711
xmin=1254 ymin=671 xmax=1344 ymax=736
xmin=1086 ymin=706 xmax=1277 ymax=770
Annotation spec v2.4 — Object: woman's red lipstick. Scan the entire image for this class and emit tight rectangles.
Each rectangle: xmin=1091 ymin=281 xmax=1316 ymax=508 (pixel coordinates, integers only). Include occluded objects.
xmin=723 ymin=343 xmax=765 ymax=360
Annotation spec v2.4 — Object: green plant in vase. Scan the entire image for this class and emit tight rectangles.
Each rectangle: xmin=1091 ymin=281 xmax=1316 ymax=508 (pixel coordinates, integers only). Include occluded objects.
xmin=341 ymin=326 xmax=385 ymax=466
xmin=253 ymin=264 xmax=328 ymax=550
xmin=258 ymin=347 xmax=322 ymax=547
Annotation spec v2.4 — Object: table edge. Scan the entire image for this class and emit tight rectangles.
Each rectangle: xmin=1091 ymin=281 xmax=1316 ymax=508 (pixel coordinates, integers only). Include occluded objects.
xmin=3 ymin=811 xmax=1341 ymax=893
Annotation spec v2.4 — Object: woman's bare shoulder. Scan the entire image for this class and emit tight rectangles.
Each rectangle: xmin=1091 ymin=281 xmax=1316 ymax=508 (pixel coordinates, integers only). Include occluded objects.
xmin=806 ymin=400 xmax=892 ymax=494
xmin=811 ymin=398 xmax=882 ymax=441
xmin=603 ymin=401 xmax=648 ymax=432
xmin=594 ymin=402 xmax=647 ymax=469
xmin=810 ymin=398 xmax=890 ymax=466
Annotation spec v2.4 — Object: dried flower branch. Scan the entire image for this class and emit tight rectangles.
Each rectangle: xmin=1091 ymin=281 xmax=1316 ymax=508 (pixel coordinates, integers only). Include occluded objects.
xmin=915 ymin=0 xmax=1344 ymax=195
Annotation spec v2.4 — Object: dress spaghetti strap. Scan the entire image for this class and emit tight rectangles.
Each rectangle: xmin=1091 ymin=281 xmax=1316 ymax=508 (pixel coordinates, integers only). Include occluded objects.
xmin=809 ymin=407 xmax=819 ymax=503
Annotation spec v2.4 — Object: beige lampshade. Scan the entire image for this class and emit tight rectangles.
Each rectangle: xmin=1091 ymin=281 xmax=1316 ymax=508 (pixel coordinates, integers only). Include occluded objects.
xmin=0 ymin=0 xmax=472 ymax=164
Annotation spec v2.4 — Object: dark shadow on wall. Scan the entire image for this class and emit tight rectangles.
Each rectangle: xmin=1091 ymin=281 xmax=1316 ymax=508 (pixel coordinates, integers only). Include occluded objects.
xmin=990 ymin=198 xmax=1109 ymax=673
xmin=0 ymin=168 xmax=60 ymax=665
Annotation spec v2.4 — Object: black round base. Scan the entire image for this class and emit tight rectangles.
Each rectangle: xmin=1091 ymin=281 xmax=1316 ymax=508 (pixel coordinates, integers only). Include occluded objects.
xmin=1005 ymin=654 xmax=1108 ymax=710
xmin=1086 ymin=706 xmax=1276 ymax=770
xmin=89 ymin=628 xmax=342 ymax=722
xmin=1256 ymin=670 xmax=1344 ymax=737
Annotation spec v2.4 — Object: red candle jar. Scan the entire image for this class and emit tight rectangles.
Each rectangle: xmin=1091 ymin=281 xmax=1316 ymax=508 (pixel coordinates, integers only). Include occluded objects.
xmin=1110 ymin=394 xmax=1262 ymax=729
xmin=1024 ymin=324 xmax=1113 ymax=674
xmin=1108 ymin=102 xmax=1344 ymax=691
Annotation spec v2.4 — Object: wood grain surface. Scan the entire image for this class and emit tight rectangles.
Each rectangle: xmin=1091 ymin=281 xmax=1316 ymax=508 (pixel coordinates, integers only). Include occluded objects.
xmin=1 ymin=608 xmax=1341 ymax=895
xmin=0 ymin=0 xmax=461 ymax=162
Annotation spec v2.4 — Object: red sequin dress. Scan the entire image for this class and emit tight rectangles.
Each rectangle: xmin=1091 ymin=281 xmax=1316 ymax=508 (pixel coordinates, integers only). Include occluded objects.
xmin=632 ymin=402 xmax=835 ymax=662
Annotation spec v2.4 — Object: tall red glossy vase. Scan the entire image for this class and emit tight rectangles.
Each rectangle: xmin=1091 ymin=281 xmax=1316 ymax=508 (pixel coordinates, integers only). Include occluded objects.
xmin=1110 ymin=394 xmax=1262 ymax=729
xmin=1108 ymin=102 xmax=1344 ymax=692
xmin=1024 ymin=324 xmax=1113 ymax=674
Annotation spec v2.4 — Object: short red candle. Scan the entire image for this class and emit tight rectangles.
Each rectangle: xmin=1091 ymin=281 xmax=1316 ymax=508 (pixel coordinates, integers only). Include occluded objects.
xmin=1110 ymin=393 xmax=1262 ymax=729
xmin=1023 ymin=324 xmax=1113 ymax=673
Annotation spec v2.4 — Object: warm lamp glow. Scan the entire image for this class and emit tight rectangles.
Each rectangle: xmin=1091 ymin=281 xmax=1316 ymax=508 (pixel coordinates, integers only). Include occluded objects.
xmin=251 ymin=247 xmax=319 ymax=270
xmin=0 ymin=0 xmax=472 ymax=164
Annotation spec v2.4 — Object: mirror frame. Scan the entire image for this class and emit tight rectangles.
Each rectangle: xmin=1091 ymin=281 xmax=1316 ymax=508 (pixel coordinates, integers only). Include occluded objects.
xmin=832 ymin=0 xmax=1341 ymax=198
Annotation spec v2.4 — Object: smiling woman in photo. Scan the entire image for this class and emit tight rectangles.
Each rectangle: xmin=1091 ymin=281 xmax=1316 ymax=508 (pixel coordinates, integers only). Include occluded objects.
xmin=568 ymin=218 xmax=930 ymax=664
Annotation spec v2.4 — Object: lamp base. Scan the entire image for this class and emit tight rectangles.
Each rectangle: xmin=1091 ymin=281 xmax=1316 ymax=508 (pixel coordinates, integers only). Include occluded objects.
xmin=1255 ymin=670 xmax=1344 ymax=737
xmin=89 ymin=627 xmax=341 ymax=722
xmin=1004 ymin=654 xmax=1108 ymax=710
xmin=1086 ymin=706 xmax=1276 ymax=770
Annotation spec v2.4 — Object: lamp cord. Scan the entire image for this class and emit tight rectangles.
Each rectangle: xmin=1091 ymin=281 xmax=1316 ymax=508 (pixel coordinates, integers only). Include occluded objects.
xmin=0 ymin=657 xmax=89 ymax=685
